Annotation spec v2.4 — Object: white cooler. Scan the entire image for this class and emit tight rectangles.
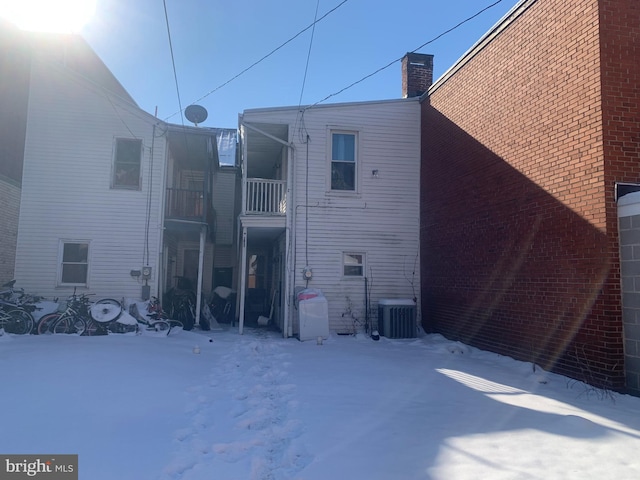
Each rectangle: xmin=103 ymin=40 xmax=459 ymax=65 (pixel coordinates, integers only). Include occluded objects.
xmin=297 ymin=289 xmax=329 ymax=341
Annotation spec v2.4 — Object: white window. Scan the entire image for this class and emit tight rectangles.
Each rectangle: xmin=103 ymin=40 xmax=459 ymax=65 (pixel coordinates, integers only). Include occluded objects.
xmin=58 ymin=241 xmax=89 ymax=286
xmin=331 ymin=131 xmax=357 ymax=191
xmin=113 ymin=138 xmax=142 ymax=189
xmin=343 ymin=252 xmax=364 ymax=277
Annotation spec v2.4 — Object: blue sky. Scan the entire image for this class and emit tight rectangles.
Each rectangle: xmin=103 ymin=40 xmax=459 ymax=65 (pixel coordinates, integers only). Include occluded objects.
xmin=79 ymin=0 xmax=520 ymax=128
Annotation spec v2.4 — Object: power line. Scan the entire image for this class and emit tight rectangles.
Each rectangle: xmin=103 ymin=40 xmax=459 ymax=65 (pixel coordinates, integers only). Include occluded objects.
xmin=298 ymin=0 xmax=321 ymax=107
xmin=294 ymin=0 xmax=320 ymax=143
xmin=163 ymin=0 xmax=185 ymax=124
xmin=164 ymin=0 xmax=350 ymax=121
xmin=308 ymin=0 xmax=504 ymax=108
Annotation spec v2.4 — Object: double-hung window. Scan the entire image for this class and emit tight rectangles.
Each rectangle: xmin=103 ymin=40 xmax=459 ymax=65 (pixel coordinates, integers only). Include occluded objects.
xmin=331 ymin=131 xmax=357 ymax=191
xmin=113 ymin=138 xmax=142 ymax=189
xmin=58 ymin=241 xmax=89 ymax=286
xmin=343 ymin=252 xmax=364 ymax=277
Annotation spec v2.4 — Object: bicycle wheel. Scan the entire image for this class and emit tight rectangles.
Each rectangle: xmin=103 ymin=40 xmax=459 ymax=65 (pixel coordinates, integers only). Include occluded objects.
xmin=177 ymin=306 xmax=194 ymax=331
xmin=95 ymin=298 xmax=121 ymax=307
xmin=51 ymin=315 xmax=86 ymax=335
xmin=2 ymin=309 xmax=34 ymax=334
xmin=36 ymin=313 xmax=61 ymax=335
xmin=150 ymin=320 xmax=170 ymax=334
xmin=167 ymin=319 xmax=183 ymax=330
xmin=84 ymin=318 xmax=106 ymax=336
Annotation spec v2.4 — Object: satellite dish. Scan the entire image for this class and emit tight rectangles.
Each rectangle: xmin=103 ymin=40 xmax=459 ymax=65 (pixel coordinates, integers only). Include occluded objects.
xmin=185 ymin=104 xmax=208 ymax=126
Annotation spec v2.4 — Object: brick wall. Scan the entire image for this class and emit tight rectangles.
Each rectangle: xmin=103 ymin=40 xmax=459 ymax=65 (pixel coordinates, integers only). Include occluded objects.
xmin=402 ymin=53 xmax=433 ymax=98
xmin=422 ymin=0 xmax=632 ymax=390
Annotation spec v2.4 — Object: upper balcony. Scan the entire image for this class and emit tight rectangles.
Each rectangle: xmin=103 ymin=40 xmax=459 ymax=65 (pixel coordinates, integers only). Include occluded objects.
xmin=164 ymin=125 xmax=219 ymax=235
xmin=245 ymin=178 xmax=286 ymax=215
xmin=240 ymin=121 xmax=289 ymax=218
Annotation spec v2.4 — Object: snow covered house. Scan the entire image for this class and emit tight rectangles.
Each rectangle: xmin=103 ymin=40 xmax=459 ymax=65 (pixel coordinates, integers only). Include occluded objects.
xmin=6 ymin=20 xmax=424 ymax=340
xmin=5 ymin=25 xmax=237 ymax=314
xmin=236 ymin=53 xmax=428 ymax=336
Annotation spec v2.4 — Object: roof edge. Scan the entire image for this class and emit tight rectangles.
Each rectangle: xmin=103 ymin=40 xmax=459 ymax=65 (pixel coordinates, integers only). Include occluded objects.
xmin=241 ymin=96 xmax=420 ymax=117
xmin=423 ymin=0 xmax=538 ymax=99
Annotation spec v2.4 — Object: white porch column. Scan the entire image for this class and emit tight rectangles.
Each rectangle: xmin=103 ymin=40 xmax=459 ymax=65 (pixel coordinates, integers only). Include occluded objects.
xmin=195 ymin=225 xmax=206 ymax=326
xmin=238 ymin=227 xmax=248 ymax=335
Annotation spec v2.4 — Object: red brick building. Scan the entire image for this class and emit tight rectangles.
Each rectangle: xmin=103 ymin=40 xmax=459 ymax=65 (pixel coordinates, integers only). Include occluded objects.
xmin=421 ymin=0 xmax=640 ymax=393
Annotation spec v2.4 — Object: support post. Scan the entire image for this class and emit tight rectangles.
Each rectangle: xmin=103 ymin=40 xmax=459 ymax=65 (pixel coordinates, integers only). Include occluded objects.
xmin=238 ymin=227 xmax=248 ymax=335
xmin=195 ymin=225 xmax=206 ymax=327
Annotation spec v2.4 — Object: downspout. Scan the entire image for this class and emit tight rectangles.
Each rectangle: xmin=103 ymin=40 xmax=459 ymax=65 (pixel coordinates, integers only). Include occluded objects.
xmin=238 ymin=123 xmax=248 ymax=334
xmin=156 ymin=124 xmax=168 ymax=301
xmin=195 ymin=225 xmax=205 ymax=325
xmin=239 ymin=227 xmax=248 ymax=334
xmin=286 ymin=143 xmax=296 ymax=338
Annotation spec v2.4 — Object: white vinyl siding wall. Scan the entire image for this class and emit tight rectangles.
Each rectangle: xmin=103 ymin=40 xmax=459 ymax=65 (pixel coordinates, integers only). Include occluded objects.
xmin=0 ymin=178 xmax=20 ymax=283
xmin=242 ymin=99 xmax=421 ymax=333
xmin=14 ymin=59 xmax=166 ymax=299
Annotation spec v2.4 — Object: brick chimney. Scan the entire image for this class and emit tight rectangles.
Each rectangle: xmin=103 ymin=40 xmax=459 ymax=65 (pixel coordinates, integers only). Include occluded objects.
xmin=402 ymin=52 xmax=434 ymax=98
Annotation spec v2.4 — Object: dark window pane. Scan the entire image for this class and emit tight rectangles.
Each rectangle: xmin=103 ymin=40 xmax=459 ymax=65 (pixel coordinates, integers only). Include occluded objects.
xmin=117 ymin=139 xmax=142 ymax=164
xmin=61 ymin=264 xmax=88 ymax=284
xmin=114 ymin=139 xmax=142 ymax=188
xmin=114 ymin=163 xmax=141 ymax=187
xmin=63 ymin=243 xmax=88 ymax=263
xmin=331 ymin=162 xmax=355 ymax=190
xmin=344 ymin=265 xmax=363 ymax=276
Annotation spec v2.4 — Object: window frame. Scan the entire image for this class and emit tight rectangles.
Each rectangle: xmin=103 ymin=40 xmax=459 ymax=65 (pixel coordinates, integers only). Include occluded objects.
xmin=57 ymin=240 xmax=90 ymax=287
xmin=328 ymin=129 xmax=358 ymax=193
xmin=342 ymin=252 xmax=365 ymax=278
xmin=112 ymin=137 xmax=143 ymax=190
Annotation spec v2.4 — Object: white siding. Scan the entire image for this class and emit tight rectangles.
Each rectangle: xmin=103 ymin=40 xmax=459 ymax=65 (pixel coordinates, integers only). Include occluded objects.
xmin=0 ymin=178 xmax=20 ymax=284
xmin=15 ymin=59 xmax=166 ymax=300
xmin=242 ymin=99 xmax=421 ymax=333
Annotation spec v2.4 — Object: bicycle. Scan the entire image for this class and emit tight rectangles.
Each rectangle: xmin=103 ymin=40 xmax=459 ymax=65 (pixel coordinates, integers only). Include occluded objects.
xmin=164 ymin=288 xmax=196 ymax=331
xmin=85 ymin=298 xmax=138 ymax=335
xmin=0 ymin=280 xmax=39 ymax=335
xmin=130 ymin=297 xmax=183 ymax=335
xmin=44 ymin=293 xmax=91 ymax=335
xmin=0 ymin=306 xmax=35 ymax=335
xmin=38 ymin=293 xmax=124 ymax=335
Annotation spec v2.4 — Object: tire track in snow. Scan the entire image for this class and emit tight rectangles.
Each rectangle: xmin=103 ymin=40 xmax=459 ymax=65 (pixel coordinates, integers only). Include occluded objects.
xmin=161 ymin=336 xmax=311 ymax=480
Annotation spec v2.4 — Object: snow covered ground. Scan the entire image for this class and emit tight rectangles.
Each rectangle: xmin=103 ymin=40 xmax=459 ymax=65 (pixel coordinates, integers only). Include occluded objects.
xmin=1 ymin=327 xmax=640 ymax=480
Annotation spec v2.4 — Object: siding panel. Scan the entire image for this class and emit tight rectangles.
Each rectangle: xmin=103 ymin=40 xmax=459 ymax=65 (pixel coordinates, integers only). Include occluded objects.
xmin=243 ymin=99 xmax=421 ymax=333
xmin=15 ymin=59 xmax=166 ymax=300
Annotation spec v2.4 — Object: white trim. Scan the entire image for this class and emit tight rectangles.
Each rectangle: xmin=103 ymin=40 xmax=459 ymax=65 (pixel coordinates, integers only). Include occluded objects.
xmin=243 ymin=97 xmax=419 ymax=117
xmin=57 ymin=239 xmax=91 ymax=287
xmin=327 ymin=128 xmax=359 ymax=194
xmin=111 ymin=137 xmax=143 ymax=190
xmin=342 ymin=251 xmax=365 ymax=278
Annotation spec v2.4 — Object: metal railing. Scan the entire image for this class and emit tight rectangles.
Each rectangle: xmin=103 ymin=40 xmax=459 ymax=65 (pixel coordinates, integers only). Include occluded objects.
xmin=245 ymin=178 xmax=286 ymax=214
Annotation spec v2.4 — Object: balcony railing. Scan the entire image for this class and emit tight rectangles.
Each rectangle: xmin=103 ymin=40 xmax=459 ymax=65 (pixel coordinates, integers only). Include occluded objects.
xmin=245 ymin=178 xmax=286 ymax=214
xmin=165 ymin=188 xmax=205 ymax=220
